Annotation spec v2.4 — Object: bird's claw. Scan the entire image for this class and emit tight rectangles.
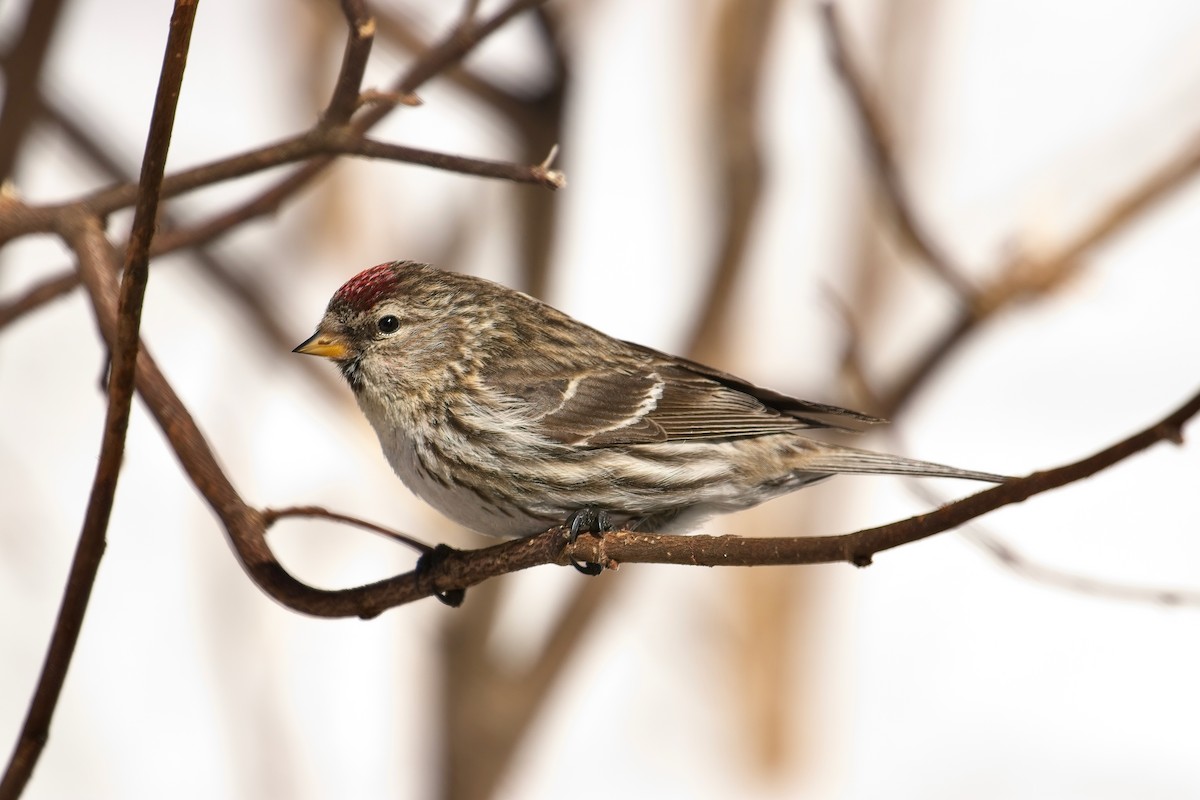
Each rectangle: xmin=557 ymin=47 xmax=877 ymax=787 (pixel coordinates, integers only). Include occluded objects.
xmin=567 ymin=507 xmax=611 ymax=541
xmin=415 ymin=543 xmax=466 ymax=607
xmin=564 ymin=507 xmax=611 ymax=575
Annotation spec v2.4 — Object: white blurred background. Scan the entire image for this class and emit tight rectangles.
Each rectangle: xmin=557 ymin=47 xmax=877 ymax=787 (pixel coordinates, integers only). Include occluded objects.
xmin=2 ymin=0 xmax=1200 ymax=798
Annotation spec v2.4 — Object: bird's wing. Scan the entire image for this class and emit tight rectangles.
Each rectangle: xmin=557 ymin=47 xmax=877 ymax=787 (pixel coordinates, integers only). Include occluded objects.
xmin=485 ymin=356 xmax=879 ymax=448
xmin=483 ymin=368 xmax=669 ymax=446
xmin=624 ymin=342 xmax=884 ymax=430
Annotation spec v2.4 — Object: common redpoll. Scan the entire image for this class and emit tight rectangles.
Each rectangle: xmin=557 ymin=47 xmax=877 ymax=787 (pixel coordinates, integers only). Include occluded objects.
xmin=295 ymin=261 xmax=1005 ymax=540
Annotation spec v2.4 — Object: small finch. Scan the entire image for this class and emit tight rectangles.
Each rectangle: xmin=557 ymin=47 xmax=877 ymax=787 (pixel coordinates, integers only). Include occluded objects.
xmin=295 ymin=261 xmax=1005 ymax=541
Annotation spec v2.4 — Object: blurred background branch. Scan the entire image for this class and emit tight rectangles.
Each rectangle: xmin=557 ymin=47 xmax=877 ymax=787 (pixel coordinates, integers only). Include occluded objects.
xmin=3 ymin=2 xmax=1200 ymax=799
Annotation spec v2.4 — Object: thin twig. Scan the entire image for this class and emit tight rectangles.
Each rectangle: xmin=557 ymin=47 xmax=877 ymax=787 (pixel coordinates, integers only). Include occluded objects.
xmin=821 ymin=0 xmax=1200 ymax=420
xmin=964 ymin=528 xmax=1200 ymax=606
xmin=879 ymin=128 xmax=1200 ymax=418
xmin=62 ymin=130 xmax=560 ymax=229
xmin=0 ymin=271 xmax=77 ymax=330
xmin=899 ymin=477 xmax=1200 ymax=607
xmin=819 ymin=2 xmax=975 ymax=299
xmin=330 ymin=132 xmax=565 ymax=187
xmin=0 ymin=129 xmax=563 ymax=327
xmin=263 ymin=506 xmax=433 ymax=555
xmin=0 ymin=215 xmax=113 ymax=800
xmin=373 ymin=10 xmax=525 ymax=123
xmin=321 ymin=0 xmax=375 ymax=125
xmin=0 ymin=2 xmax=559 ymax=247
xmin=0 ymin=4 xmax=197 ymax=795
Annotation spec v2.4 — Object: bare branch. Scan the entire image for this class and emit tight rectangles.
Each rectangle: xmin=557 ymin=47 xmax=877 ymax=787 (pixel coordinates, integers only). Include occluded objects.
xmin=0 ymin=2 xmax=197 ymax=794
xmin=329 ymin=132 xmax=565 ymax=187
xmin=964 ymin=528 xmax=1200 ymax=607
xmin=880 ymin=128 xmax=1200 ymax=418
xmin=820 ymin=2 xmax=975 ymax=298
xmin=822 ymin=0 xmax=1200 ymax=420
xmin=0 ymin=271 xmax=76 ymax=330
xmin=321 ymin=0 xmax=376 ymax=125
xmin=396 ymin=0 xmax=548 ymax=97
xmin=0 ymin=128 xmax=562 ymax=329
xmin=0 ymin=0 xmax=560 ymax=249
xmin=262 ymin=506 xmax=433 ymax=555
xmin=0 ymin=0 xmax=69 ymax=179
xmin=0 ymin=211 xmax=119 ymax=800
xmin=685 ymin=0 xmax=778 ymax=356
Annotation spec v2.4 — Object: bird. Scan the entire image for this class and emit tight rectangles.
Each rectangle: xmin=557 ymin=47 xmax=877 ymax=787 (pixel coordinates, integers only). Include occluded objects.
xmin=294 ymin=260 xmax=1005 ymax=544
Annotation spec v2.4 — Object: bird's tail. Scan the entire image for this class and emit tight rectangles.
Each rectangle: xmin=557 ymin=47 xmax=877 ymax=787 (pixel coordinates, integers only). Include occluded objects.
xmin=798 ymin=443 xmax=1009 ymax=483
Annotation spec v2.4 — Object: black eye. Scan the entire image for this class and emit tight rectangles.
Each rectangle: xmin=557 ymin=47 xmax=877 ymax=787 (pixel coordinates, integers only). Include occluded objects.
xmin=377 ymin=315 xmax=400 ymax=334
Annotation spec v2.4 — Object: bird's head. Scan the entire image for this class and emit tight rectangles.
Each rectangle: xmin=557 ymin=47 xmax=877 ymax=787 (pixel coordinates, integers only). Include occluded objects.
xmin=294 ymin=261 xmax=494 ymax=400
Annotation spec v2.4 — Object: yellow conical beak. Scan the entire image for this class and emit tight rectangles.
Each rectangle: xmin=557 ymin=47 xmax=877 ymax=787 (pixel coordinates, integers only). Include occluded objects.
xmin=293 ymin=330 xmax=350 ymax=360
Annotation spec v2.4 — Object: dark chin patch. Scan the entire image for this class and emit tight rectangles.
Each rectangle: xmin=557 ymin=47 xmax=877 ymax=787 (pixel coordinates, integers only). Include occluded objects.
xmin=339 ymin=357 xmax=364 ymax=392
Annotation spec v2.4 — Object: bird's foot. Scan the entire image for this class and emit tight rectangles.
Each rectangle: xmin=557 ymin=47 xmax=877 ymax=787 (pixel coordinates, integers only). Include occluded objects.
xmin=415 ymin=544 xmax=466 ymax=607
xmin=564 ymin=507 xmax=612 ymax=575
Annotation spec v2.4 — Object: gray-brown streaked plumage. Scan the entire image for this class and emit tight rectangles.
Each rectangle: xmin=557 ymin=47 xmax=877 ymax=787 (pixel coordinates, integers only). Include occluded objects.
xmin=295 ymin=261 xmax=1006 ymax=538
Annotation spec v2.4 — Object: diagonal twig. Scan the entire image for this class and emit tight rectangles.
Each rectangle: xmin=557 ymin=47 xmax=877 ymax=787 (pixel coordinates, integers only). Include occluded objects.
xmin=820 ymin=0 xmax=1200 ymax=420
xmin=820 ymin=2 xmax=975 ymax=299
xmin=0 ymin=3 xmax=198 ymax=795
xmin=879 ymin=127 xmax=1200 ymax=418
xmin=963 ymin=527 xmax=1200 ymax=606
